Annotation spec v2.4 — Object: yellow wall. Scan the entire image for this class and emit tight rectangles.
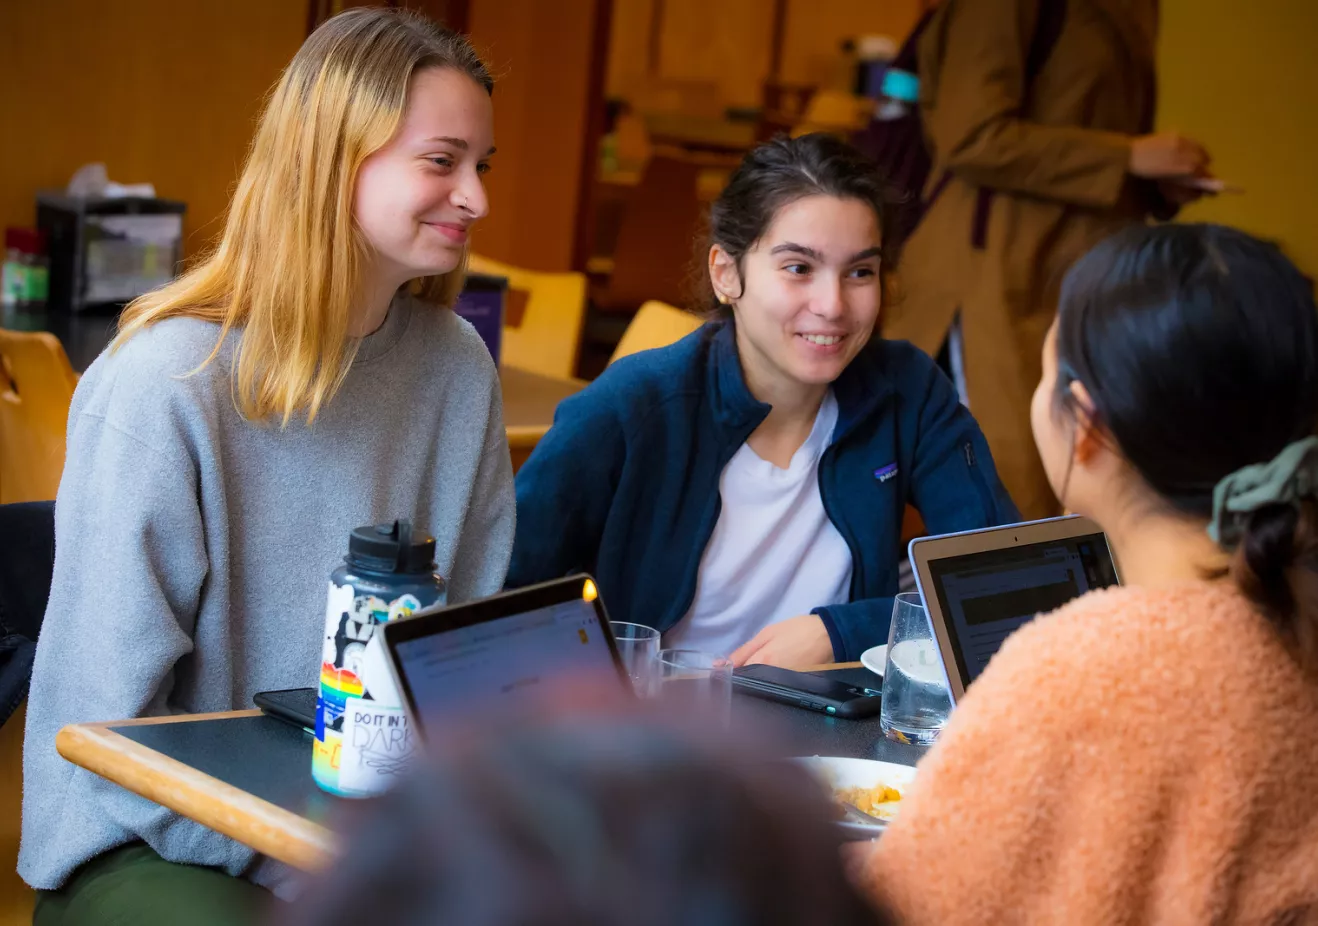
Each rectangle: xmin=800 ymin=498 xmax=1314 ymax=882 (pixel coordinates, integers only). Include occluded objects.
xmin=1158 ymin=0 xmax=1318 ymax=275
xmin=0 ymin=0 xmax=306 ymax=258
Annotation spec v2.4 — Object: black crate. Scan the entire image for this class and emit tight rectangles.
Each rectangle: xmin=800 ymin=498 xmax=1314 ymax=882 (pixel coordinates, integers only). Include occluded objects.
xmin=36 ymin=193 xmax=187 ymax=313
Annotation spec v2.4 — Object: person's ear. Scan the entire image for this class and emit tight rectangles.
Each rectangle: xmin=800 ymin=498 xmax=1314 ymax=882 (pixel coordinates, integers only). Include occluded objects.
xmin=1069 ymin=380 xmax=1109 ymax=465
xmin=708 ymin=245 xmax=742 ymax=306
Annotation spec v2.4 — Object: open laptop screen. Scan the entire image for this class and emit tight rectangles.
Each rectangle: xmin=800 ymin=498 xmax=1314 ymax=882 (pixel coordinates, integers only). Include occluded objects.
xmin=383 ymin=577 xmax=623 ymax=736
xmin=925 ymin=533 xmax=1118 ymax=686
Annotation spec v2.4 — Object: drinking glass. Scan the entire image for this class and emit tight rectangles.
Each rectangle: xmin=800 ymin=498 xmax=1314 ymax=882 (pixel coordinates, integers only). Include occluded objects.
xmin=880 ymin=593 xmax=953 ymax=745
xmin=656 ymin=648 xmax=733 ymax=726
xmin=611 ymin=621 xmax=660 ymax=698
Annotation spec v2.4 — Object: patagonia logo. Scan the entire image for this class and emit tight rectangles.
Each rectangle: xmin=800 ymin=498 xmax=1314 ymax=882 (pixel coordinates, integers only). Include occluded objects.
xmin=873 ymin=463 xmax=899 ymax=483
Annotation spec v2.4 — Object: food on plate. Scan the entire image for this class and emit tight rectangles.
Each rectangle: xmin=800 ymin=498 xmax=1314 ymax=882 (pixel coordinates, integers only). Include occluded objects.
xmin=835 ymin=782 xmax=903 ymax=820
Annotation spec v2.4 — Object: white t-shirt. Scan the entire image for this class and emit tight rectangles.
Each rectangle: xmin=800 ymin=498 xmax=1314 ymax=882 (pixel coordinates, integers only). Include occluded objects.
xmin=664 ymin=391 xmax=853 ymax=657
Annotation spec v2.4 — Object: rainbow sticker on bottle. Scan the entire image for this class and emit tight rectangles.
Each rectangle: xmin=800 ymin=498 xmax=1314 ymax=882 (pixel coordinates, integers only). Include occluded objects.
xmin=312 ymin=581 xmax=421 ymax=797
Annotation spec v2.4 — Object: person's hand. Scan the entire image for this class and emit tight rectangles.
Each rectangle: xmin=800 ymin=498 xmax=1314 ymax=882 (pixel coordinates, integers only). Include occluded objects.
xmin=1129 ymin=131 xmax=1211 ymax=179
xmin=731 ymin=614 xmax=835 ymax=669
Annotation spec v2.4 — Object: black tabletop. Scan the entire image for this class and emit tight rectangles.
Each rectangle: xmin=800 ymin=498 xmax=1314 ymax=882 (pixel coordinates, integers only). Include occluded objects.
xmin=111 ymin=668 xmax=927 ymax=822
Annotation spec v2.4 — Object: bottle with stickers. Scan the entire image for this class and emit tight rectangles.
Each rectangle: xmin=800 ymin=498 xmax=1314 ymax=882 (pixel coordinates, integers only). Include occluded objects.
xmin=312 ymin=518 xmax=445 ymax=797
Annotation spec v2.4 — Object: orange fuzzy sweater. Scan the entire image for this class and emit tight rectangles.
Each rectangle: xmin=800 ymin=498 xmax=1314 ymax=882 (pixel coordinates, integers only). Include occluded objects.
xmin=867 ymin=583 xmax=1318 ymax=925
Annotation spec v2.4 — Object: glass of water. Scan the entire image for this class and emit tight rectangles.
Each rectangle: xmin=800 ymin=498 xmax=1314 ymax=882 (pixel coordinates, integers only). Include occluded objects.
xmin=611 ymin=622 xmax=661 ymax=698
xmin=656 ymin=649 xmax=733 ymax=727
xmin=880 ymin=593 xmax=952 ymax=746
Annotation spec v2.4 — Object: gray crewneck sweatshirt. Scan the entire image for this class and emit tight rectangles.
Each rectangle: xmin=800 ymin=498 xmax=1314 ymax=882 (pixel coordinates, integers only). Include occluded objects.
xmin=19 ymin=294 xmax=515 ymax=896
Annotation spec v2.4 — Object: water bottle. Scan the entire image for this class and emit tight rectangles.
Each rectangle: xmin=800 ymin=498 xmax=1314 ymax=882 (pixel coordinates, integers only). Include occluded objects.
xmin=312 ymin=518 xmax=445 ymax=797
xmin=875 ymin=67 xmax=920 ymax=121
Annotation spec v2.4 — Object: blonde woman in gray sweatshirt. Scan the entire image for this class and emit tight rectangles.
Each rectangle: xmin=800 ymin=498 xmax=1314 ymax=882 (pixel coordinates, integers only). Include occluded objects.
xmin=21 ymin=11 xmax=514 ymax=925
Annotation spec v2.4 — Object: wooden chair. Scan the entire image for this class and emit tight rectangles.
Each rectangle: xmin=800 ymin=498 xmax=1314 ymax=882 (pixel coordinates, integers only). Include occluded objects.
xmin=579 ymin=155 xmax=707 ymax=378
xmin=0 ymin=500 xmax=55 ymax=924
xmin=591 ymin=155 xmax=704 ymax=315
xmin=791 ymin=91 xmax=873 ymax=138
xmin=0 ymin=701 xmax=32 ymax=924
xmin=758 ymin=81 xmax=817 ymax=140
xmin=0 ymin=330 xmax=78 ymax=504
xmin=630 ymin=78 xmax=725 ymax=120
xmin=609 ymin=301 xmax=704 ymax=365
xmin=467 ymin=254 xmax=587 ymax=382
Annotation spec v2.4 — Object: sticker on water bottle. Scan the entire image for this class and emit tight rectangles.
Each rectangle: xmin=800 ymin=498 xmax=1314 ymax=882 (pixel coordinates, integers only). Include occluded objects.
xmin=313 ymin=580 xmax=422 ymax=796
xmin=337 ymin=697 xmax=415 ymax=792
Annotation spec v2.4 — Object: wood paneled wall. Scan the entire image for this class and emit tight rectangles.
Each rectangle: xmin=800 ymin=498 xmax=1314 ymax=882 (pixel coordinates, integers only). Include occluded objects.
xmin=606 ymin=0 xmax=924 ymax=109
xmin=779 ymin=0 xmax=924 ymax=88
xmin=655 ymin=0 xmax=775 ymax=109
xmin=467 ymin=0 xmax=604 ymax=271
xmin=0 ymin=0 xmax=306 ymax=258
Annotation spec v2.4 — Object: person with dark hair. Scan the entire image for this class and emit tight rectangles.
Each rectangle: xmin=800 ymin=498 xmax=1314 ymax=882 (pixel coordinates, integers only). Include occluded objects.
xmin=509 ymin=133 xmax=1017 ymax=669
xmin=886 ymin=0 xmax=1215 ymax=522
xmin=282 ymin=712 xmax=893 ymax=926
xmin=865 ymin=224 xmax=1318 ymax=924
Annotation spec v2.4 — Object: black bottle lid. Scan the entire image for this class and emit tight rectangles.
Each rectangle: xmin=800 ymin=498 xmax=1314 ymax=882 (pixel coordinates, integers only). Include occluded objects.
xmin=345 ymin=519 xmax=436 ymax=575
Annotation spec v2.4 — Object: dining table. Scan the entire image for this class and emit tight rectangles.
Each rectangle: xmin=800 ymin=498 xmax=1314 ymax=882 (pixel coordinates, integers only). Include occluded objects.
xmin=55 ymin=664 xmax=925 ymax=873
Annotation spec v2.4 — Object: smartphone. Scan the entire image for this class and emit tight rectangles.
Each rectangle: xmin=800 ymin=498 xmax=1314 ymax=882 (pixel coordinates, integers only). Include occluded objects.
xmin=253 ymin=686 xmax=317 ymax=732
xmin=732 ymin=665 xmax=883 ymax=719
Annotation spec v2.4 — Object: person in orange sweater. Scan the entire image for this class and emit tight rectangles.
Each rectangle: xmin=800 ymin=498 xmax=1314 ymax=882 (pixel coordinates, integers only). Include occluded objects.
xmin=864 ymin=223 xmax=1318 ymax=924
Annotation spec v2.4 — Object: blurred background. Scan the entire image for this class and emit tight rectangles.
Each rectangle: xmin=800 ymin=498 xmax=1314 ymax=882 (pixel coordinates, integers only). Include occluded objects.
xmin=4 ymin=0 xmax=1315 ymax=375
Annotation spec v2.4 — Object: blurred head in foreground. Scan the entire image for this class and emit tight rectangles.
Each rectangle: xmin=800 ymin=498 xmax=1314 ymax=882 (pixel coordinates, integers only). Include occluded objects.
xmin=283 ymin=706 xmax=892 ymax=926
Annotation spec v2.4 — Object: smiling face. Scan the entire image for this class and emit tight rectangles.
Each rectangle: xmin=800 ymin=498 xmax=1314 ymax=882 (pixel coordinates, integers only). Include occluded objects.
xmin=710 ymin=194 xmax=883 ymax=395
xmin=353 ymin=66 xmax=495 ymax=287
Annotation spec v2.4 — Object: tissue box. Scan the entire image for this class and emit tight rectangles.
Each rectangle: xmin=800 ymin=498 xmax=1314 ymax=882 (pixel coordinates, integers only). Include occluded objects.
xmin=453 ymin=272 xmax=506 ymax=364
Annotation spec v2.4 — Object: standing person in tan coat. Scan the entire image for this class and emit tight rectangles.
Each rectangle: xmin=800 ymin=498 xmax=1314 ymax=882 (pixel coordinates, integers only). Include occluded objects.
xmin=886 ymin=0 xmax=1214 ymax=518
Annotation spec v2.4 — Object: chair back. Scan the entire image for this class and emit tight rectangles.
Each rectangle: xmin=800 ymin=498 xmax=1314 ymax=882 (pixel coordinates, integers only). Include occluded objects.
xmin=467 ymin=255 xmax=587 ymax=381
xmin=0 ymin=499 xmax=55 ymax=923
xmin=0 ymin=330 xmax=77 ymax=504
xmin=609 ymin=301 xmax=704 ymax=365
xmin=792 ymin=90 xmax=872 ymax=138
xmin=595 ymin=156 xmax=704 ymax=313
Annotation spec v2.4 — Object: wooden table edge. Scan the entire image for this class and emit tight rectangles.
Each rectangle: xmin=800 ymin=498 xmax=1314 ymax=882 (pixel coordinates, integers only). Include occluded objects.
xmin=804 ymin=662 xmax=863 ymax=672
xmin=57 ymin=714 xmax=336 ymax=873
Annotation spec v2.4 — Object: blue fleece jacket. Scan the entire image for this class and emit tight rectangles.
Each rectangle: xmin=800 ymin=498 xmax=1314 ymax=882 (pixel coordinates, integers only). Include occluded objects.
xmin=508 ymin=321 xmax=1019 ymax=659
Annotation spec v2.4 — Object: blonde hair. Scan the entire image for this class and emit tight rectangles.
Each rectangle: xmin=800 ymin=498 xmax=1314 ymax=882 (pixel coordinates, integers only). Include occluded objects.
xmin=115 ymin=9 xmax=493 ymax=425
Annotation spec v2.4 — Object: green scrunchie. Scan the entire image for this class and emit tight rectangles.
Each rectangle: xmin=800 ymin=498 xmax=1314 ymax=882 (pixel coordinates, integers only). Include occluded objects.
xmin=1209 ymin=435 xmax=1318 ymax=548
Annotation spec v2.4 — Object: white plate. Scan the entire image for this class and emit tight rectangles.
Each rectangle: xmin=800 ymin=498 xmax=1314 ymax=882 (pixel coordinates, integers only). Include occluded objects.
xmin=796 ymin=755 xmax=917 ymax=840
xmin=860 ymin=644 xmax=888 ymax=678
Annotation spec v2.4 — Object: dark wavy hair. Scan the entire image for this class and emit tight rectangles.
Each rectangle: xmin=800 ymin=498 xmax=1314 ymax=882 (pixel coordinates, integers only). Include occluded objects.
xmin=1054 ymin=223 xmax=1318 ymax=669
xmin=699 ymin=133 xmax=892 ymax=319
xmin=282 ymin=710 xmax=893 ymax=926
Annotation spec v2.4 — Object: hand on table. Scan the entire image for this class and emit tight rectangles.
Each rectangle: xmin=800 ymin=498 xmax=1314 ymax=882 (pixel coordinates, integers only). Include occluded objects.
xmin=731 ymin=614 xmax=835 ymax=669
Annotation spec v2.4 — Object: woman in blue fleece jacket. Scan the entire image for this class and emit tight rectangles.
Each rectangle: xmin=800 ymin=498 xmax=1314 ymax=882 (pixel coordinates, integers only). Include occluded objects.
xmin=509 ymin=134 xmax=1018 ymax=667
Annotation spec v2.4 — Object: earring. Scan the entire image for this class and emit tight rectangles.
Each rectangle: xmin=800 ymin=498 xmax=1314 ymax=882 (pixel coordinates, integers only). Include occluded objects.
xmin=716 ymin=292 xmax=729 ymax=305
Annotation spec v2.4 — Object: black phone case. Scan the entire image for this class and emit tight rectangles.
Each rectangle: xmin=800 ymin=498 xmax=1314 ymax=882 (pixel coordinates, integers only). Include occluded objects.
xmin=253 ymin=687 xmax=317 ymax=730
xmin=731 ymin=674 xmax=883 ymax=719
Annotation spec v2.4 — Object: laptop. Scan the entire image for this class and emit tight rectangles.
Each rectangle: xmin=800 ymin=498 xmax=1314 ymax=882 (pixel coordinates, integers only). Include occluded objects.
xmin=378 ymin=575 xmax=628 ymax=738
xmin=908 ymin=515 xmax=1120 ymax=703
